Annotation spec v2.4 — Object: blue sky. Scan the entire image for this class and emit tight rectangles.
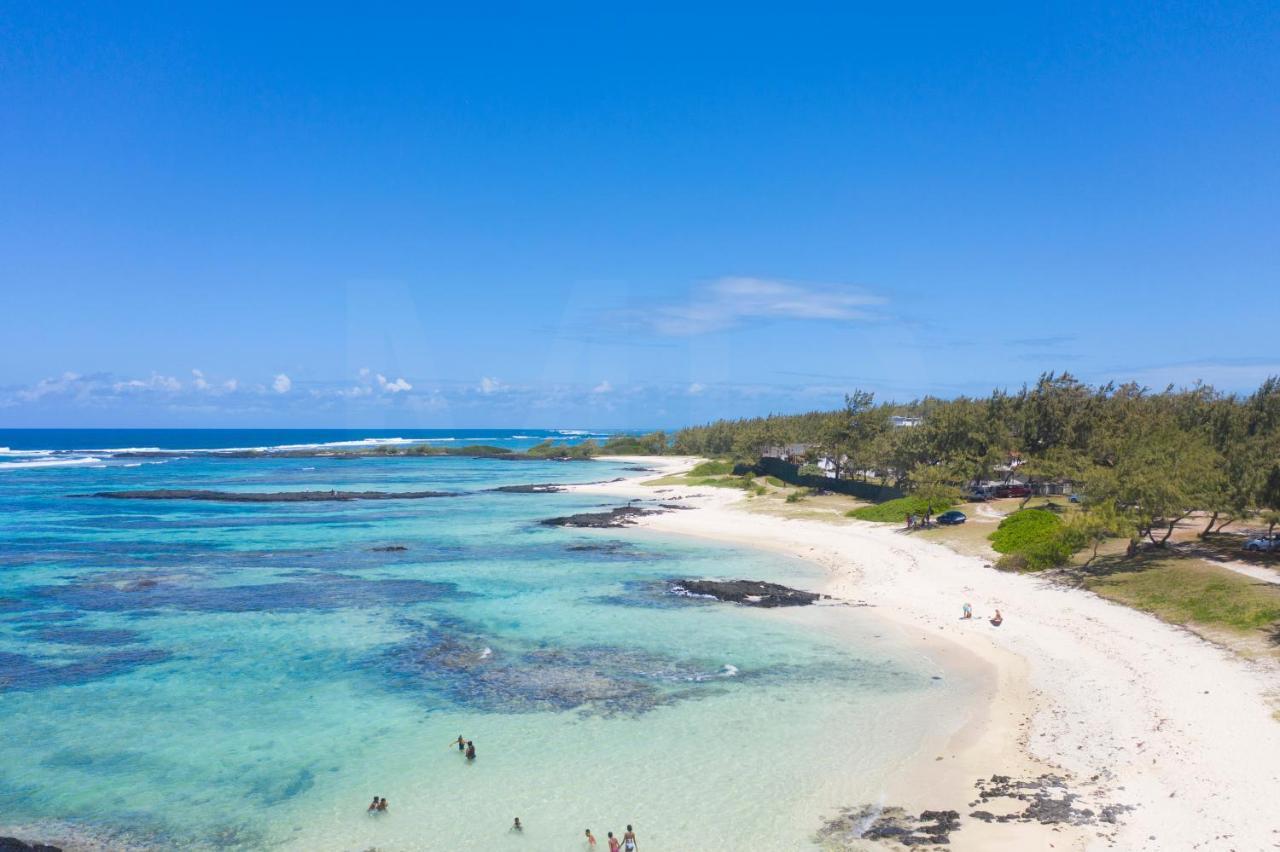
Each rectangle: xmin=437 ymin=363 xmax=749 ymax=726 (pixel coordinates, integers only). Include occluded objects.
xmin=2 ymin=3 xmax=1278 ymax=428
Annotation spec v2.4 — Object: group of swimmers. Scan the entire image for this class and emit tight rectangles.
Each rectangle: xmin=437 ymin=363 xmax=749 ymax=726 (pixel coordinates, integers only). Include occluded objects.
xmin=367 ymin=736 xmax=640 ymax=848
xmin=582 ymin=825 xmax=639 ymax=850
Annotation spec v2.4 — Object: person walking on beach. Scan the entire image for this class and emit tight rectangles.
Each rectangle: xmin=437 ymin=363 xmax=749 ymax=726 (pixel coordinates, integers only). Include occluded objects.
xmin=607 ymin=832 xmax=620 ymax=852
xmin=962 ymin=602 xmax=972 ymax=619
xmin=585 ymin=828 xmax=597 ymax=847
xmin=906 ymin=513 xmax=914 ymax=530
xmin=623 ymin=825 xmax=638 ymax=850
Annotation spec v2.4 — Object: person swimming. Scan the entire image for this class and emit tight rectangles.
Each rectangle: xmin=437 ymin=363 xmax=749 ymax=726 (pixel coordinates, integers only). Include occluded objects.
xmin=623 ymin=825 xmax=637 ymax=850
xmin=466 ymin=740 xmax=477 ymax=760
xmin=376 ymin=797 xmax=388 ymax=812
xmin=367 ymin=796 xmax=379 ymax=813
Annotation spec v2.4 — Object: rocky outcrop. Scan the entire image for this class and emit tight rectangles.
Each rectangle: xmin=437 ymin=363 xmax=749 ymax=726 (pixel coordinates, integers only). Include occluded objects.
xmin=81 ymin=489 xmax=459 ymax=502
xmin=669 ymin=579 xmax=821 ymax=607
xmin=490 ymin=483 xmax=565 ymax=493
xmin=540 ymin=506 xmax=659 ymax=528
xmin=0 ymin=836 xmax=63 ymax=851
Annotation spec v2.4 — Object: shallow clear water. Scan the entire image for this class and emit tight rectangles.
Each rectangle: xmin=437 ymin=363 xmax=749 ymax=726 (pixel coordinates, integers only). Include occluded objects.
xmin=0 ymin=431 xmax=981 ymax=850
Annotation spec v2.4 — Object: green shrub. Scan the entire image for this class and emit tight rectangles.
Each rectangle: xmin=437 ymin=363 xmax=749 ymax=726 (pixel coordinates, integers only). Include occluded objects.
xmin=785 ymin=488 xmax=813 ymax=504
xmin=846 ymin=495 xmax=955 ymax=523
xmin=989 ymin=509 xmax=1078 ymax=570
xmin=689 ymin=460 xmax=735 ymax=477
xmin=989 ymin=509 xmax=1062 ymax=554
xmin=765 ymin=476 xmax=786 ymax=488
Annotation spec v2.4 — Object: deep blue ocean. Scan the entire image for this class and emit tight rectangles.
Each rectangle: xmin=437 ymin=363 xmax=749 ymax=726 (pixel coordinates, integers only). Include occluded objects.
xmin=0 ymin=429 xmax=971 ymax=850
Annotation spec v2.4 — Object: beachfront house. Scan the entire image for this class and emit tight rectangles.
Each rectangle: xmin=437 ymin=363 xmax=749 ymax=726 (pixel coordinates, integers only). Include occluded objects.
xmin=761 ymin=443 xmax=813 ymax=464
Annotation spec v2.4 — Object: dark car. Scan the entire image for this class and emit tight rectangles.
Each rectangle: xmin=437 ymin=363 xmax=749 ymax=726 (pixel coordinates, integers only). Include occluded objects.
xmin=937 ymin=510 xmax=967 ymax=525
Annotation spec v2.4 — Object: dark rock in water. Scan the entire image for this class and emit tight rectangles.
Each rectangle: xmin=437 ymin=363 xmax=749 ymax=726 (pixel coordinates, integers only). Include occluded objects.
xmin=80 ymin=489 xmax=460 ymax=502
xmin=490 ymin=483 xmax=565 ymax=493
xmin=816 ymin=805 xmax=960 ymax=848
xmin=0 ymin=837 xmax=63 ymax=852
xmin=369 ymin=545 xmax=409 ymax=552
xmin=566 ymin=541 xmax=633 ymax=554
xmin=670 ymin=579 xmax=820 ymax=607
xmin=540 ymin=506 xmax=659 ymax=528
xmin=623 ymin=466 xmax=654 ymax=471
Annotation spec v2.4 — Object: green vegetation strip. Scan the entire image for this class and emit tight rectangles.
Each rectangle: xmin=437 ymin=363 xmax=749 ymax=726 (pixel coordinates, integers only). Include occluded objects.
xmin=1086 ymin=560 xmax=1280 ymax=633
xmin=846 ymin=495 xmax=954 ymax=523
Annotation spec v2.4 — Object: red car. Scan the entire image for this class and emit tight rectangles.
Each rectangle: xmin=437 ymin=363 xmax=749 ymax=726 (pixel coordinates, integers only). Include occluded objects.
xmin=994 ymin=484 xmax=1031 ymax=498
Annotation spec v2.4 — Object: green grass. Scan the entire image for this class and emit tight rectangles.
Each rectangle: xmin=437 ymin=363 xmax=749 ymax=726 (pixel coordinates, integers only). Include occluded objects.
xmin=764 ymin=475 xmax=786 ymax=488
xmin=1087 ymin=559 xmax=1280 ymax=633
xmin=846 ymin=495 xmax=954 ymax=523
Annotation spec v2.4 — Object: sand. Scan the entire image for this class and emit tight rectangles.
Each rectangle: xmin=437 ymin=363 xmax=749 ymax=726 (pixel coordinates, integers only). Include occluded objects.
xmin=576 ymin=457 xmax=1280 ymax=851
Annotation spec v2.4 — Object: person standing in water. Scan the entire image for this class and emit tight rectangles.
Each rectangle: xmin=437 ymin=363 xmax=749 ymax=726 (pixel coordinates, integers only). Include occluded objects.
xmin=466 ymin=740 xmax=477 ymax=760
xmin=607 ymin=832 xmax=620 ymax=852
xmin=454 ymin=735 xmax=467 ymax=752
xmin=585 ymin=829 xmax=597 ymax=847
xmin=366 ymin=796 xmax=380 ymax=813
xmin=511 ymin=817 xmax=522 ymax=832
xmin=623 ymin=825 xmax=638 ymax=850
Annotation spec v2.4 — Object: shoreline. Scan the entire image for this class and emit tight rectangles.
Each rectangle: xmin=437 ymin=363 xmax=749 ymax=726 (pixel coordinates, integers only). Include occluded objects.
xmin=578 ymin=457 xmax=1280 ymax=850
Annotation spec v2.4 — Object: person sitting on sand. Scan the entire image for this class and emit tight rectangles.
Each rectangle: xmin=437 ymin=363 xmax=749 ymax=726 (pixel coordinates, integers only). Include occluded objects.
xmin=466 ymin=741 xmax=477 ymax=760
xmin=367 ymin=796 xmax=380 ymax=812
xmin=607 ymin=832 xmax=620 ymax=852
xmin=377 ymin=797 xmax=388 ymax=812
xmin=623 ymin=825 xmax=638 ymax=850
xmin=990 ymin=609 xmax=1003 ymax=627
xmin=585 ymin=828 xmax=597 ymax=846
xmin=962 ymin=602 xmax=972 ymax=619
xmin=511 ymin=817 xmax=522 ymax=832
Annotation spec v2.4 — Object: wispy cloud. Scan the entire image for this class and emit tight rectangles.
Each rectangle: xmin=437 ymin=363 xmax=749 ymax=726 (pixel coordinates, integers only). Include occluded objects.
xmin=644 ymin=277 xmax=885 ymax=336
xmin=478 ymin=376 xmax=504 ymax=394
xmin=272 ymin=374 xmax=292 ymax=394
xmin=591 ymin=380 xmax=613 ymax=394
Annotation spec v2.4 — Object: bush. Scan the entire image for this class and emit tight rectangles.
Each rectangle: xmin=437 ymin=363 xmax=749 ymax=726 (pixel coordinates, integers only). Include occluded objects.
xmin=785 ymin=488 xmax=813 ymax=503
xmin=765 ymin=476 xmax=786 ymax=488
xmin=689 ymin=460 xmax=735 ymax=477
xmin=990 ymin=509 xmax=1078 ymax=570
xmin=846 ymin=495 xmax=955 ymax=523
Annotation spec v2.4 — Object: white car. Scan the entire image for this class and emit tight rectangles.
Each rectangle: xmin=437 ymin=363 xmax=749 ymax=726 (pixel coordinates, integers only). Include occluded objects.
xmin=1243 ymin=535 xmax=1280 ymax=552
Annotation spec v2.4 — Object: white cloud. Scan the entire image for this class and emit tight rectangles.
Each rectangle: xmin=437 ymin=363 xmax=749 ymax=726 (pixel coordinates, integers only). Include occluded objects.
xmin=191 ymin=369 xmax=210 ymax=391
xmin=591 ymin=380 xmax=613 ymax=394
xmin=112 ymin=373 xmax=182 ymax=393
xmin=376 ymin=374 xmax=412 ymax=393
xmin=687 ymin=382 xmax=705 ymax=395
xmin=223 ymin=378 xmax=238 ymax=392
xmin=272 ymin=374 xmax=292 ymax=394
xmin=17 ymin=372 xmax=84 ymax=401
xmin=648 ymin=277 xmax=884 ymax=336
xmin=479 ymin=376 xmax=503 ymax=394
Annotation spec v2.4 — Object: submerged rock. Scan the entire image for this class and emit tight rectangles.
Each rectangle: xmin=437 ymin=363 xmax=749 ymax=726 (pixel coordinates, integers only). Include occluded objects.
xmin=368 ymin=545 xmax=409 ymax=552
xmin=540 ymin=506 xmax=659 ymax=528
xmin=80 ymin=489 xmax=460 ymax=502
xmin=0 ymin=838 xmax=63 ymax=852
xmin=669 ymin=579 xmax=821 ymax=607
xmin=490 ymin=483 xmax=566 ymax=493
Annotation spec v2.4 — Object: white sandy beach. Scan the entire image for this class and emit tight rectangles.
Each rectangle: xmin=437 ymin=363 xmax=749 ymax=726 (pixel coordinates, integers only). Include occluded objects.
xmin=578 ymin=457 xmax=1280 ymax=851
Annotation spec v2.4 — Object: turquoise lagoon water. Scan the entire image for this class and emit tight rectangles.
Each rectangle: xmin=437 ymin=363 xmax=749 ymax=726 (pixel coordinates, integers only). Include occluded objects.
xmin=0 ymin=431 xmax=982 ymax=850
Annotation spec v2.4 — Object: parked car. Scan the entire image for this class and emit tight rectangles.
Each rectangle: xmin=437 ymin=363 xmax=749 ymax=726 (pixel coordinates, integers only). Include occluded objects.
xmin=1243 ymin=535 xmax=1280 ymax=552
xmin=993 ymin=484 xmax=1031 ymax=498
xmin=964 ymin=489 xmax=990 ymax=502
xmin=937 ymin=510 xmax=967 ymax=525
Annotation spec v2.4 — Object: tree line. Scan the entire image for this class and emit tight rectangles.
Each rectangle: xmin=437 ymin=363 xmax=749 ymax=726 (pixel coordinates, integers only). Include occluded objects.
xmin=607 ymin=373 xmax=1280 ymax=546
